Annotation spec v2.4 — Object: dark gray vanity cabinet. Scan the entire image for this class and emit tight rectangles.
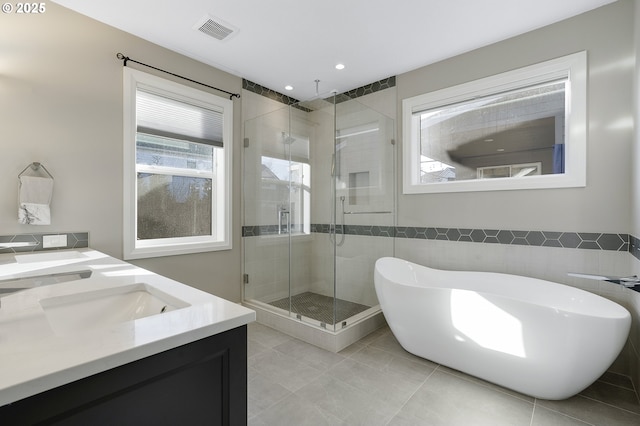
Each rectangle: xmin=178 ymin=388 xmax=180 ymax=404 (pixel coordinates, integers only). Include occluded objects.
xmin=0 ymin=325 xmax=247 ymax=425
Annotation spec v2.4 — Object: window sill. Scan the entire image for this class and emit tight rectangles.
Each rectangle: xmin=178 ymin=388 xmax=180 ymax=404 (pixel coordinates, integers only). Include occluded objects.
xmin=124 ymin=241 xmax=232 ymax=260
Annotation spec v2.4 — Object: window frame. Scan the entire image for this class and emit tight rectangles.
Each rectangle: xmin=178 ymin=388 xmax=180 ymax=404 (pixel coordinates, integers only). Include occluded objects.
xmin=123 ymin=68 xmax=233 ymax=259
xmin=402 ymin=51 xmax=587 ymax=194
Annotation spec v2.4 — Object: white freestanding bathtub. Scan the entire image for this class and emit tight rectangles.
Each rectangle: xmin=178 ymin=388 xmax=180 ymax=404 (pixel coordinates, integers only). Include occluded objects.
xmin=374 ymin=257 xmax=631 ymax=400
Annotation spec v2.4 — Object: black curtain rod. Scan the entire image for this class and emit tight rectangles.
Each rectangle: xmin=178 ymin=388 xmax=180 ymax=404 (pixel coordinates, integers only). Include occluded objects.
xmin=116 ymin=53 xmax=240 ymax=100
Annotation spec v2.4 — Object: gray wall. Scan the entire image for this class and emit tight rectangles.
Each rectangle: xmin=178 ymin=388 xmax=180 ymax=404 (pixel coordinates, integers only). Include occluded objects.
xmin=397 ymin=0 xmax=633 ymax=233
xmin=396 ymin=0 xmax=640 ymax=389
xmin=0 ymin=3 xmax=243 ymax=302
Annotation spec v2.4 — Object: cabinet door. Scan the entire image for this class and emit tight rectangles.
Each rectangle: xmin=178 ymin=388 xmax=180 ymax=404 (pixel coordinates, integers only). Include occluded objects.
xmin=1 ymin=326 xmax=248 ymax=426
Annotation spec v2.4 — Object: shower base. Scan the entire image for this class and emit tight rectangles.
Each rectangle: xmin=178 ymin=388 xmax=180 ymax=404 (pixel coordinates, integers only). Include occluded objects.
xmin=244 ymin=298 xmax=386 ymax=352
xmin=268 ymin=292 xmax=370 ymax=326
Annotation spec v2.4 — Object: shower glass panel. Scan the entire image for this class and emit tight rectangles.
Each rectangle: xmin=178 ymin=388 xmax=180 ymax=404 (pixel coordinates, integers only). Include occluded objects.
xmin=243 ymin=93 xmax=394 ymax=331
xmin=243 ymin=107 xmax=297 ymax=313
xmin=331 ymin=99 xmax=395 ymax=332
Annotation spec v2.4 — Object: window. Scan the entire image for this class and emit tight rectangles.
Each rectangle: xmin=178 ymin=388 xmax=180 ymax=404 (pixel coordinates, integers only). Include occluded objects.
xmin=123 ymin=68 xmax=233 ymax=259
xmin=261 ymin=155 xmax=311 ymax=235
xmin=403 ymin=51 xmax=586 ymax=194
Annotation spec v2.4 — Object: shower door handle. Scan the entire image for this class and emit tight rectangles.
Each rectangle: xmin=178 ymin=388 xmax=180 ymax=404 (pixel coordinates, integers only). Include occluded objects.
xmin=335 ymin=196 xmax=346 ymax=247
xmin=278 ymin=207 xmax=290 ymax=234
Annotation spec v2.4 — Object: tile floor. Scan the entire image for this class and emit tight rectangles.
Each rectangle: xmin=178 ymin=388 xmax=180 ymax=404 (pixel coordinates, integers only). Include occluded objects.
xmin=247 ymin=322 xmax=640 ymax=425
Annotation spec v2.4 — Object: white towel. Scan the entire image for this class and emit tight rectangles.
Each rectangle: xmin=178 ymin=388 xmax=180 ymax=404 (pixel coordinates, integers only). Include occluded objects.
xmin=18 ymin=176 xmax=53 ymax=225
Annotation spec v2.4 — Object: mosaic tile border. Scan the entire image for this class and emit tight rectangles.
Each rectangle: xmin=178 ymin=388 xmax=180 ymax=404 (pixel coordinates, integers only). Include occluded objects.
xmin=243 ymin=225 xmax=630 ymax=252
xmin=392 ymin=227 xmax=629 ymax=251
xmin=334 ymin=76 xmax=396 ymax=104
xmin=311 ymin=224 xmax=396 ymax=238
xmin=0 ymin=232 xmax=89 ymax=254
xmin=242 ymin=225 xmax=305 ymax=237
xmin=243 ymin=79 xmax=301 ymax=106
xmin=243 ymin=76 xmax=396 ymax=108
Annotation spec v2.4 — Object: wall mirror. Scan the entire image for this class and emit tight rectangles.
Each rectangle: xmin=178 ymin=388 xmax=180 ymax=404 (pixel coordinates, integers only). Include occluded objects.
xmin=402 ymin=51 xmax=586 ymax=194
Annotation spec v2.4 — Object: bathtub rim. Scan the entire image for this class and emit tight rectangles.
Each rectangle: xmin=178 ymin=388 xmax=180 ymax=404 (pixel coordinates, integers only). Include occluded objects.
xmin=374 ymin=256 xmax=631 ymax=320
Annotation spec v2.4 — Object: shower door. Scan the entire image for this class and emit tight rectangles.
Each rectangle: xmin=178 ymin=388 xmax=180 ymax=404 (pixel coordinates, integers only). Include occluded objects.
xmin=242 ymin=105 xmax=313 ymax=318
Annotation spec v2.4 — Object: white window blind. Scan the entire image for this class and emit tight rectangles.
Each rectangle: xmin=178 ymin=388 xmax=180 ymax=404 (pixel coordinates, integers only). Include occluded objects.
xmin=136 ymin=89 xmax=224 ymax=147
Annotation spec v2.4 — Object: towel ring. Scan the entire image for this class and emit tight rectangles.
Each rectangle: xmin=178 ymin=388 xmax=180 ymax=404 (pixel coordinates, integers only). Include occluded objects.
xmin=18 ymin=162 xmax=54 ymax=180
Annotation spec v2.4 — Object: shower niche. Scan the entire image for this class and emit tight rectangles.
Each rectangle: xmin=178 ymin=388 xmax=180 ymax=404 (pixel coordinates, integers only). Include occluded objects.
xmin=243 ymin=93 xmax=395 ymax=351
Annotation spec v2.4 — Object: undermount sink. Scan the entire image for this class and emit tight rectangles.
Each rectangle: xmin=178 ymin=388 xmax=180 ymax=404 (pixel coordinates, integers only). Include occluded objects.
xmin=39 ymin=283 xmax=191 ymax=335
xmin=15 ymin=251 xmax=88 ymax=264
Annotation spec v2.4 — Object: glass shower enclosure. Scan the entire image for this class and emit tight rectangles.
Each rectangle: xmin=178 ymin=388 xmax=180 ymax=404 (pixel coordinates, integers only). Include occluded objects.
xmin=243 ymin=93 xmax=395 ymax=332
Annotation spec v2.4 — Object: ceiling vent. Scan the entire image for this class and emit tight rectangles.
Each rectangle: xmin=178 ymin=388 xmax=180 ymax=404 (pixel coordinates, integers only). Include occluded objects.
xmin=194 ymin=15 xmax=238 ymax=41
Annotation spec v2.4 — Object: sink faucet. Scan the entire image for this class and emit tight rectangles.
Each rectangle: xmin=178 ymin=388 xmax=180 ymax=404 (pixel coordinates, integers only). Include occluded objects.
xmin=568 ymin=272 xmax=640 ymax=292
xmin=0 ymin=270 xmax=92 ymax=307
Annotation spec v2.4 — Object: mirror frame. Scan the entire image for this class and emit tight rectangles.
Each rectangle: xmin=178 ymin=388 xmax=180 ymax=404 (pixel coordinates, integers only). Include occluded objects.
xmin=402 ymin=51 xmax=587 ymax=194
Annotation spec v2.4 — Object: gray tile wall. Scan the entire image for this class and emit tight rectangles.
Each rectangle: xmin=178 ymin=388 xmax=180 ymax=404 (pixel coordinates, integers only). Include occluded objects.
xmin=243 ymin=225 xmax=630 ymax=252
xmin=0 ymin=232 xmax=89 ymax=254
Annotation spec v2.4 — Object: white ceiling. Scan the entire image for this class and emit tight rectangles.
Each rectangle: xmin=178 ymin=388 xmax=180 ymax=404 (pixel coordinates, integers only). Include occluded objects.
xmin=51 ymin=0 xmax=616 ymax=101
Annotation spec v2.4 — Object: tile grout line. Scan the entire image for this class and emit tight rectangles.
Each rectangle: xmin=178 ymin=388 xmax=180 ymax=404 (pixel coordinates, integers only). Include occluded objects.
xmin=529 ymin=400 xmax=536 ymax=426
xmin=384 ymin=364 xmax=440 ymax=425
xmin=434 ymin=365 xmax=535 ymax=405
xmin=533 ymin=400 xmax=597 ymax=426
xmin=356 ymin=328 xmax=437 ymax=424
xmin=576 ymin=394 xmax=640 ymax=418
xmin=596 ymin=378 xmax=638 ymax=395
xmin=246 ymin=369 xmax=295 ymax=422
xmin=304 ymin=354 xmax=398 ymax=424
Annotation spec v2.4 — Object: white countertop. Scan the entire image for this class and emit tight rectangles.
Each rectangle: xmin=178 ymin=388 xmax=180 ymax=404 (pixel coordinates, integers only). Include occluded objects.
xmin=0 ymin=248 xmax=255 ymax=406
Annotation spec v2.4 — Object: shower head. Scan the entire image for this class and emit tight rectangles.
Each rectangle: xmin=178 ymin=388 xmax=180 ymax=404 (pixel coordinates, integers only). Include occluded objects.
xmin=281 ymin=132 xmax=295 ymax=145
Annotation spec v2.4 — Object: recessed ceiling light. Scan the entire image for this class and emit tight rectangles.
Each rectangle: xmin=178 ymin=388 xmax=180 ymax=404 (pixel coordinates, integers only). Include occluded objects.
xmin=335 ymin=63 xmax=345 ymax=70
xmin=284 ymin=85 xmax=293 ymax=91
